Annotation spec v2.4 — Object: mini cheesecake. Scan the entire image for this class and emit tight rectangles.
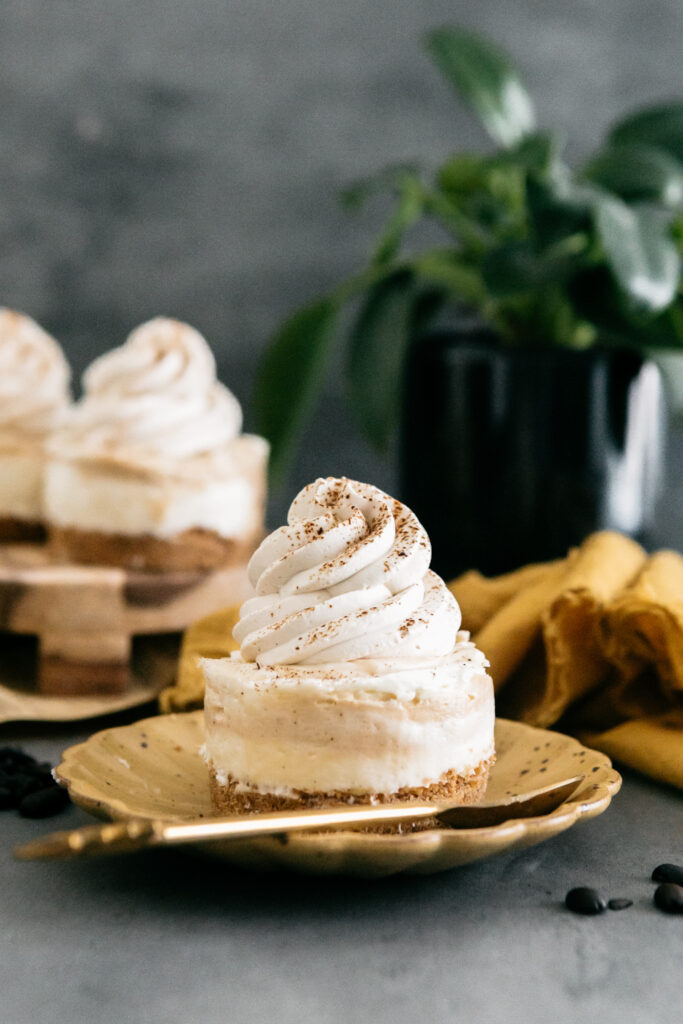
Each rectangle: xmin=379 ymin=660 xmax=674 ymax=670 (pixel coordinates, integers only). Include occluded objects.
xmin=45 ymin=318 xmax=267 ymax=571
xmin=203 ymin=645 xmax=494 ymax=813
xmin=0 ymin=308 xmax=71 ymax=541
xmin=202 ymin=477 xmax=495 ymax=816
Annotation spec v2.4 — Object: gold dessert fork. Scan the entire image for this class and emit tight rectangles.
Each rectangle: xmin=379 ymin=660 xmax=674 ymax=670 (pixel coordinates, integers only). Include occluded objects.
xmin=14 ymin=776 xmax=583 ymax=861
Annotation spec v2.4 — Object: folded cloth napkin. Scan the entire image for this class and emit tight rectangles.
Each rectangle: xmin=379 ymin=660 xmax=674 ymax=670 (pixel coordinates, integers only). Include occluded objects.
xmin=450 ymin=532 xmax=683 ymax=789
xmin=161 ymin=530 xmax=683 ymax=789
xmin=160 ymin=607 xmax=239 ymax=714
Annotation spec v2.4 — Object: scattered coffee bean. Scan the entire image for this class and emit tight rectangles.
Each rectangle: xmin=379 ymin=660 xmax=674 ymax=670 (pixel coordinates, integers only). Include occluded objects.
xmin=0 ymin=785 xmax=17 ymax=811
xmin=0 ymin=747 xmax=36 ymax=772
xmin=19 ymin=786 xmax=70 ymax=819
xmin=565 ymin=887 xmax=607 ymax=915
xmin=12 ymin=772 xmax=48 ymax=801
xmin=608 ymin=898 xmax=633 ymax=911
xmin=0 ymin=745 xmax=69 ymax=818
xmin=654 ymin=883 xmax=683 ymax=915
xmin=652 ymin=863 xmax=683 ymax=886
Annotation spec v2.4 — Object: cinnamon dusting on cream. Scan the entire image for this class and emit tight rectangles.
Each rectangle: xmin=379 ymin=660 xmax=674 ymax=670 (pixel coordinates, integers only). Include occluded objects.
xmin=234 ymin=477 xmax=462 ymax=666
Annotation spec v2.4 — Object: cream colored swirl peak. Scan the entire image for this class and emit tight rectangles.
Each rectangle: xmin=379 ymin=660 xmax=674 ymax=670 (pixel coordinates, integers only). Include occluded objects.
xmin=0 ymin=308 xmax=71 ymax=436
xmin=56 ymin=317 xmax=242 ymax=460
xmin=235 ymin=477 xmax=461 ymax=664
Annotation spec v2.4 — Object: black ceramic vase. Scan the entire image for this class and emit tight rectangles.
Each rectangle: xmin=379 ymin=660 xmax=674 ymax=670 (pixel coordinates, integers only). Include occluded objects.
xmin=400 ymin=324 xmax=666 ymax=578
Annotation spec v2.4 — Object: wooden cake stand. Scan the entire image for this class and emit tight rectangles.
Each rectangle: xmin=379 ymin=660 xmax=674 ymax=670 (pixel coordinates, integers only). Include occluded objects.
xmin=0 ymin=544 xmax=252 ymax=696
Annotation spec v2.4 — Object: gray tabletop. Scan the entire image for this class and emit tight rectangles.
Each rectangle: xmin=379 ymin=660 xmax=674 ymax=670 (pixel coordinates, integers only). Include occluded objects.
xmin=1 ymin=712 xmax=681 ymax=1024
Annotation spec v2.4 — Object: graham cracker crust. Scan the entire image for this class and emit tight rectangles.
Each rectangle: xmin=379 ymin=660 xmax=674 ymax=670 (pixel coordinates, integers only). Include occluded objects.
xmin=209 ymin=759 xmax=493 ymax=832
xmin=49 ymin=526 xmax=256 ymax=572
xmin=0 ymin=516 xmax=45 ymax=543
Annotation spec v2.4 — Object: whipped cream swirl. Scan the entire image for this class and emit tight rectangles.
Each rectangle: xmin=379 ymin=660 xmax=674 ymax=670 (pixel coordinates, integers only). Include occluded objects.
xmin=234 ymin=477 xmax=461 ymax=665
xmin=0 ymin=308 xmax=70 ymax=437
xmin=56 ymin=318 xmax=242 ymax=460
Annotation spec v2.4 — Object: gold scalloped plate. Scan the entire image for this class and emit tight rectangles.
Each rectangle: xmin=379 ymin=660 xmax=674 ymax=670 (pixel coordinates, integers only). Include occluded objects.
xmin=55 ymin=712 xmax=621 ymax=877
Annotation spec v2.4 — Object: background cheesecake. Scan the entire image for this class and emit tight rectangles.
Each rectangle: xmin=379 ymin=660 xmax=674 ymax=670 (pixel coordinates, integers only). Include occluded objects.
xmin=45 ymin=317 xmax=268 ymax=571
xmin=0 ymin=308 xmax=71 ymax=542
xmin=202 ymin=476 xmax=495 ymax=815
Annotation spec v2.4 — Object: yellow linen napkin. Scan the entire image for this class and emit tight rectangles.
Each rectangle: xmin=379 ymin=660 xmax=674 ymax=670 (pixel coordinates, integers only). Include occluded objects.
xmin=458 ymin=532 xmax=646 ymax=718
xmin=583 ymin=711 xmax=683 ymax=790
xmin=601 ymin=550 xmax=683 ymax=698
xmin=453 ymin=533 xmax=681 ymax=789
xmin=448 ymin=558 xmax=567 ymax=634
xmin=159 ymin=606 xmax=239 ymax=713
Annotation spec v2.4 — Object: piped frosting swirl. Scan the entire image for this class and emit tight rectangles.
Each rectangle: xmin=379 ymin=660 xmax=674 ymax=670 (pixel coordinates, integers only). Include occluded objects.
xmin=234 ymin=477 xmax=461 ymax=665
xmin=54 ymin=318 xmax=242 ymax=461
xmin=0 ymin=308 xmax=70 ymax=437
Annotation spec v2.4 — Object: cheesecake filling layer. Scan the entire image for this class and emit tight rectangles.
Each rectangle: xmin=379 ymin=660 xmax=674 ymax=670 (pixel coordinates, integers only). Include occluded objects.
xmin=45 ymin=435 xmax=267 ymax=539
xmin=203 ymin=641 xmax=494 ymax=795
xmin=0 ymin=447 xmax=45 ymax=521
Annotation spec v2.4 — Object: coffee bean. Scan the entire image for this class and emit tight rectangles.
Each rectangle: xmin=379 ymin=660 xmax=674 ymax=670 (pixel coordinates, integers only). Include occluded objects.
xmin=11 ymin=772 xmax=47 ymax=801
xmin=565 ymin=887 xmax=607 ymax=915
xmin=652 ymin=863 xmax=683 ymax=886
xmin=20 ymin=763 xmax=52 ymax=781
xmin=654 ymin=883 xmax=683 ymax=915
xmin=608 ymin=898 xmax=633 ymax=911
xmin=0 ymin=747 xmax=37 ymax=772
xmin=0 ymin=785 xmax=17 ymax=810
xmin=0 ymin=745 xmax=66 ymax=818
xmin=18 ymin=785 xmax=70 ymax=819
xmin=25 ymin=770 xmax=55 ymax=790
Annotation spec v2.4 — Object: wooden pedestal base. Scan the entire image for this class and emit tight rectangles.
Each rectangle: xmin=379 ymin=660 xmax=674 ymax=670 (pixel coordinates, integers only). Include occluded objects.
xmin=0 ymin=544 xmax=254 ymax=696
xmin=38 ymin=631 xmax=132 ymax=695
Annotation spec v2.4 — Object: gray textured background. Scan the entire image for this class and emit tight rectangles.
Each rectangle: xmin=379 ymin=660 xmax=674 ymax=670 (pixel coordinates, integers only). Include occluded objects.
xmin=1 ymin=0 xmax=682 ymax=521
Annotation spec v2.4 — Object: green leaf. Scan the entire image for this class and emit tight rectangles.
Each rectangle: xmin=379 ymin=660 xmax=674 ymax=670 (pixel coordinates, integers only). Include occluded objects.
xmin=438 ymin=142 xmax=552 ymax=198
xmin=609 ymin=103 xmax=683 ymax=162
xmin=413 ymin=249 xmax=485 ymax=304
xmin=438 ymin=154 xmax=488 ymax=196
xmin=491 ymin=286 xmax=596 ymax=349
xmin=346 ymin=270 xmax=416 ymax=451
xmin=526 ymin=175 xmax=592 ymax=250
xmin=584 ymin=143 xmax=683 ymax=207
xmin=481 ymin=242 xmax=542 ymax=297
xmin=371 ymin=174 xmax=424 ymax=265
xmin=424 ymin=26 xmax=536 ymax=147
xmin=504 ymin=132 xmax=557 ymax=172
xmin=422 ymin=188 xmax=488 ymax=250
xmin=254 ymin=298 xmax=338 ymax=485
xmin=594 ymin=196 xmax=680 ymax=313
xmin=481 ymin=241 xmax=580 ymax=298
xmin=440 ymin=157 xmax=526 ymax=226
xmin=339 ymin=163 xmax=422 ymax=211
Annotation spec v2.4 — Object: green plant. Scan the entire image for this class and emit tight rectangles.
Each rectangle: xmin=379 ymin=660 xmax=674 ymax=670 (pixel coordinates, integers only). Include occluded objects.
xmin=255 ymin=25 xmax=683 ymax=483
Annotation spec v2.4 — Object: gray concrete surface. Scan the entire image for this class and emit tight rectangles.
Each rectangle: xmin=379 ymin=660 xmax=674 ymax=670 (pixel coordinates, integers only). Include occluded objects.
xmin=1 ymin=720 xmax=681 ymax=1024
